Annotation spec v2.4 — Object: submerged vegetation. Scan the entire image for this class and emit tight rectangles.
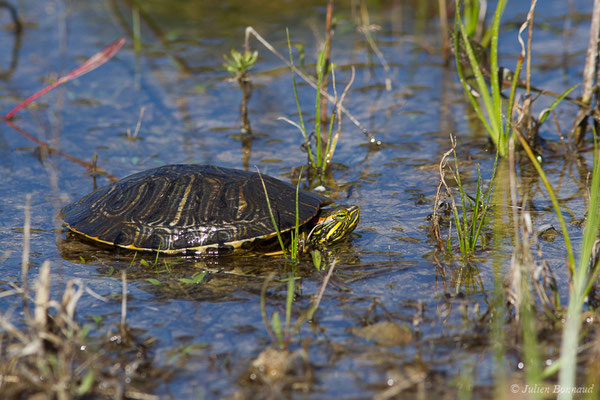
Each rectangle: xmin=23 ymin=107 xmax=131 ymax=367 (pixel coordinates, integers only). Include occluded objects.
xmin=2 ymin=0 xmax=600 ymax=399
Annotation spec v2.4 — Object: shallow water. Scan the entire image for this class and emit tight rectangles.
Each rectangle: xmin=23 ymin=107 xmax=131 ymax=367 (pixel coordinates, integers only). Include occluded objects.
xmin=0 ymin=0 xmax=597 ymax=398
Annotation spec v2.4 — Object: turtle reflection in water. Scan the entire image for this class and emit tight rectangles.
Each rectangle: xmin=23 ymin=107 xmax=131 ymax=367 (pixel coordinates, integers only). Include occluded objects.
xmin=60 ymin=165 xmax=359 ymax=256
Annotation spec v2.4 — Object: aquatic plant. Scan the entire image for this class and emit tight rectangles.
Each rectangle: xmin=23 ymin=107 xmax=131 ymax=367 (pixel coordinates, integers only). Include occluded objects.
xmin=451 ymin=146 xmax=496 ymax=259
xmin=257 ymin=165 xmax=314 ymax=266
xmin=223 ymin=48 xmax=258 ymax=82
xmin=258 ymin=270 xmax=301 ymax=351
xmin=125 ymin=106 xmax=146 ymax=140
xmin=433 ymin=135 xmax=496 ymax=260
xmin=281 ymin=30 xmax=357 ymax=177
xmin=263 ymin=273 xmax=300 ymax=350
xmin=257 ymin=162 xmax=340 ymax=348
xmin=453 ymin=0 xmax=576 ymax=157
xmin=284 ymin=29 xmax=327 ymax=172
xmin=243 ymin=26 xmax=378 ymax=147
xmin=461 ymin=0 xmax=486 ymax=40
xmin=259 ymin=258 xmax=337 ymax=352
xmin=453 ymin=0 xmax=516 ymax=157
xmin=223 ymin=47 xmax=258 ymax=134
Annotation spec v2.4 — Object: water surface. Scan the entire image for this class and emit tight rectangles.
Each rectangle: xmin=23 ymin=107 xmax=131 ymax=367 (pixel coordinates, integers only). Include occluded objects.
xmin=0 ymin=0 xmax=597 ymax=398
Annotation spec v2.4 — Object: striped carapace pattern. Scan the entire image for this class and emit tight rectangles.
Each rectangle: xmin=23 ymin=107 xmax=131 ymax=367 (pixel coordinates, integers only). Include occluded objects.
xmin=60 ymin=164 xmax=331 ymax=254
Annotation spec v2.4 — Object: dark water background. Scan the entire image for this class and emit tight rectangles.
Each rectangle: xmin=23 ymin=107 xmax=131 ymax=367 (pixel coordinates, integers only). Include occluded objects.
xmin=0 ymin=0 xmax=596 ymax=398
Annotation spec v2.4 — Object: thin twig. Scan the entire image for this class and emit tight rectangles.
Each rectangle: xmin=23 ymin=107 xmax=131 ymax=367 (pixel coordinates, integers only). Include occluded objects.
xmin=61 ymin=279 xmax=84 ymax=323
xmin=431 ymin=136 xmax=458 ymax=251
xmin=85 ymin=286 xmax=109 ymax=302
xmin=121 ymin=270 xmax=127 ymax=327
xmin=308 ymin=260 xmax=337 ymax=320
xmin=571 ymin=0 xmax=600 ymax=144
xmin=33 ymin=261 xmax=51 ymax=329
xmin=525 ymin=0 xmax=537 ymax=96
xmin=438 ymin=0 xmax=450 ymax=64
xmin=326 ymin=66 xmax=356 ymax=165
xmin=581 ymin=0 xmax=600 ymax=106
xmin=277 ymin=117 xmax=305 ymax=136
xmin=324 ymin=66 xmax=340 ymax=167
xmin=130 ymin=106 xmax=146 ymax=138
xmin=516 ymin=0 xmax=537 ymax=140
xmin=21 ymin=194 xmax=31 ymax=319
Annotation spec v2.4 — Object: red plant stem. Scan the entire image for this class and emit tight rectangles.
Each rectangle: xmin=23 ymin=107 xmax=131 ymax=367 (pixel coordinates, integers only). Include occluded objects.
xmin=4 ymin=37 xmax=126 ymax=120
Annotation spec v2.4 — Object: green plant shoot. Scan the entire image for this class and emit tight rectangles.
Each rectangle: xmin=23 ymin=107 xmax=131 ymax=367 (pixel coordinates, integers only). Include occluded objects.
xmin=223 ymin=48 xmax=258 ymax=80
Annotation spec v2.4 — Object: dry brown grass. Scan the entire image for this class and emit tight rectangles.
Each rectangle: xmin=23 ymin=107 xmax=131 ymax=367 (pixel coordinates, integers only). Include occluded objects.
xmin=0 ymin=260 xmax=168 ymax=399
xmin=0 ymin=198 xmax=168 ymax=399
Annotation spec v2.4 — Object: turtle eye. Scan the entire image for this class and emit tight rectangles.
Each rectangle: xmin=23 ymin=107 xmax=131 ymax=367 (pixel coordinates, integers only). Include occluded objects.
xmin=335 ymin=210 xmax=348 ymax=220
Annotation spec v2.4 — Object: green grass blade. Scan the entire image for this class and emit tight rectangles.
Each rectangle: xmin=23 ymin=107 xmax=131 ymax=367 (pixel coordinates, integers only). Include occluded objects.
xmin=558 ymin=130 xmax=600 ymax=397
xmin=76 ymin=370 xmax=95 ymax=396
xmin=472 ymin=155 xmax=498 ymax=251
xmin=463 ymin=0 xmax=480 ymax=37
xmin=515 ymin=134 xmax=575 ymax=273
xmin=324 ymin=101 xmax=337 ymax=167
xmin=453 ymin=18 xmax=493 ymax=137
xmin=455 ymin=0 xmax=510 ymax=156
xmin=260 ymin=273 xmax=277 ymax=343
xmin=505 ymin=58 xmax=523 ymax=139
xmin=577 ymin=133 xmax=600 ymax=279
xmin=520 ymin=277 xmax=543 ymax=391
xmin=469 ymin=166 xmax=483 ymax=250
xmin=538 ymin=84 xmax=579 ymax=125
xmin=451 ymin=145 xmax=470 ymax=255
xmin=314 ymin=46 xmax=327 ymax=168
xmin=489 ymin=0 xmax=507 ymax=148
xmin=292 ymin=166 xmax=304 ymax=261
xmin=256 ymin=167 xmax=287 ymax=257
xmin=271 ymin=311 xmax=284 ymax=348
xmin=284 ymin=274 xmax=296 ymax=339
xmin=456 ymin=1 xmax=501 ymax=147
xmin=452 ymin=206 xmax=467 ymax=256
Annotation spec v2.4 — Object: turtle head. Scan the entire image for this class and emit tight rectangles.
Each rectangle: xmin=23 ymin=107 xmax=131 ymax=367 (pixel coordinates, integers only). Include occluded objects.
xmin=308 ymin=205 xmax=359 ymax=248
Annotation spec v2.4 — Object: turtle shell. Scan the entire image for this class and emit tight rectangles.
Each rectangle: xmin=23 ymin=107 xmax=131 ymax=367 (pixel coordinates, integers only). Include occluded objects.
xmin=60 ymin=164 xmax=331 ymax=255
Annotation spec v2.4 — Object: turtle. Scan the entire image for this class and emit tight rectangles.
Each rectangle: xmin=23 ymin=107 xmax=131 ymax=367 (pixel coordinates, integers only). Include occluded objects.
xmin=59 ymin=164 xmax=359 ymax=255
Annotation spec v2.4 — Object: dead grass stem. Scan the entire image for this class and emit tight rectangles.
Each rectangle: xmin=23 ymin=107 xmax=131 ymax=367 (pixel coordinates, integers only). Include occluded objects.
xmin=0 ymin=197 xmax=163 ymax=398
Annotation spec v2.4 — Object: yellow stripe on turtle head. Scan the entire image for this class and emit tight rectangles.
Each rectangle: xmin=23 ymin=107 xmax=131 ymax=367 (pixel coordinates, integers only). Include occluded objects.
xmin=308 ymin=205 xmax=359 ymax=247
